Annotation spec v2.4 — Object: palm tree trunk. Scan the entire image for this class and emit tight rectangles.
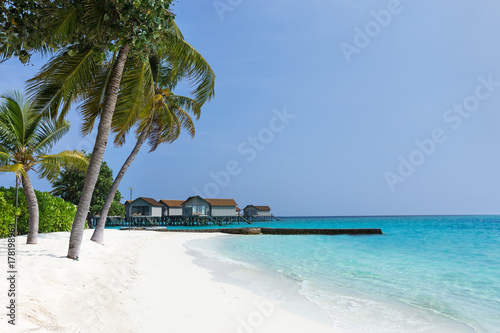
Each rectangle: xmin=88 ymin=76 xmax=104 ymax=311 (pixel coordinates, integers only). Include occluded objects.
xmin=67 ymin=44 xmax=130 ymax=259
xmin=91 ymin=129 xmax=148 ymax=243
xmin=22 ymin=173 xmax=39 ymax=244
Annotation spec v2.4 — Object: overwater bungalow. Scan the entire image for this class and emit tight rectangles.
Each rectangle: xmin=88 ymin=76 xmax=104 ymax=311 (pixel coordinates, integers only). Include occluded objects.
xmin=160 ymin=200 xmax=184 ymax=216
xmin=243 ymin=205 xmax=271 ymax=217
xmin=125 ymin=197 xmax=163 ymax=218
xmin=110 ymin=196 xmax=277 ymax=227
xmin=182 ymin=196 xmax=238 ymax=217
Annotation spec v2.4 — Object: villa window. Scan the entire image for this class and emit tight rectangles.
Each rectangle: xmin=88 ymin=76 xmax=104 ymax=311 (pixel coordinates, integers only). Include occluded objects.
xmin=192 ymin=205 xmax=207 ymax=215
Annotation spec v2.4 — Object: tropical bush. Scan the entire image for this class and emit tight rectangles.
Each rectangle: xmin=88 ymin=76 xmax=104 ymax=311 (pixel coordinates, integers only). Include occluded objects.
xmin=0 ymin=187 xmax=77 ymax=237
xmin=0 ymin=192 xmax=18 ymax=238
xmin=51 ymin=155 xmax=126 ymax=218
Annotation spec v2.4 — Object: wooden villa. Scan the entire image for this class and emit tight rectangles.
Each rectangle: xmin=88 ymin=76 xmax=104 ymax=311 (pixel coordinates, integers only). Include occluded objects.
xmin=125 ymin=197 xmax=163 ymax=218
xmin=160 ymin=200 xmax=184 ymax=216
xmin=243 ymin=205 xmax=272 ymax=217
xmin=109 ymin=196 xmax=277 ymax=227
xmin=181 ymin=196 xmax=238 ymax=217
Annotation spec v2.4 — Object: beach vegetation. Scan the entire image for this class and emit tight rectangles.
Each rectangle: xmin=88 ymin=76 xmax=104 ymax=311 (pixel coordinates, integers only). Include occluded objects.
xmin=90 ymin=50 xmax=213 ymax=243
xmin=0 ymin=187 xmax=77 ymax=237
xmin=0 ymin=191 xmax=18 ymax=238
xmin=0 ymin=92 xmax=88 ymax=244
xmin=51 ymin=153 xmax=125 ymax=219
xmin=13 ymin=0 xmax=214 ymax=258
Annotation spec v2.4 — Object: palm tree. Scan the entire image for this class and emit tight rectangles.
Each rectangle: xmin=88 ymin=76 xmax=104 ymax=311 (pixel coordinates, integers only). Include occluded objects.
xmin=26 ymin=1 xmax=215 ymax=258
xmin=0 ymin=92 xmax=88 ymax=244
xmin=90 ymin=57 xmax=205 ymax=243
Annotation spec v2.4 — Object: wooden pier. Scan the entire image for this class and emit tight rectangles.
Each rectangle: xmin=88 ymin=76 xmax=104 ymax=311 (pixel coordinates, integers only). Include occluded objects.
xmin=99 ymin=215 xmax=280 ymax=228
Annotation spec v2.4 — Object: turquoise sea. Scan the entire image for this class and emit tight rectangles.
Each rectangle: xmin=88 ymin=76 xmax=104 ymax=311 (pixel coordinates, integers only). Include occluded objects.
xmin=184 ymin=216 xmax=500 ymax=332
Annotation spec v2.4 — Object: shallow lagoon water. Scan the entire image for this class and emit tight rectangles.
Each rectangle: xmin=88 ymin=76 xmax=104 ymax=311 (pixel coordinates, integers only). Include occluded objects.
xmin=185 ymin=216 xmax=500 ymax=332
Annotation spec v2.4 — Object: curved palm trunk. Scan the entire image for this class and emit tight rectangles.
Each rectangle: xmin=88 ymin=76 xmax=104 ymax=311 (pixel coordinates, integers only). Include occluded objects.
xmin=67 ymin=45 xmax=130 ymax=259
xmin=91 ymin=130 xmax=148 ymax=243
xmin=22 ymin=173 xmax=39 ymax=244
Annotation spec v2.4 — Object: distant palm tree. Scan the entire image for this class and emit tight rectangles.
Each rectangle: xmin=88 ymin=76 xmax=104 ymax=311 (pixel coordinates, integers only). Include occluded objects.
xmin=89 ymin=56 xmax=204 ymax=243
xmin=0 ymin=92 xmax=88 ymax=244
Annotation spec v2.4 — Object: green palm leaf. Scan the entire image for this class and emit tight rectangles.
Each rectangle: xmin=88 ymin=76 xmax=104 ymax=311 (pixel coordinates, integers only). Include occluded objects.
xmin=0 ymin=163 xmax=27 ymax=179
xmin=1 ymin=93 xmax=30 ymax=145
xmin=0 ymin=92 xmax=88 ymax=181
xmin=79 ymin=56 xmax=116 ymax=136
xmin=27 ymin=46 xmax=101 ymax=120
xmin=111 ymin=57 xmax=154 ymax=146
xmin=161 ymin=34 xmax=216 ymax=106
xmin=38 ymin=150 xmax=88 ymax=181
xmin=32 ymin=120 xmax=71 ymax=155
xmin=0 ymin=151 xmax=12 ymax=165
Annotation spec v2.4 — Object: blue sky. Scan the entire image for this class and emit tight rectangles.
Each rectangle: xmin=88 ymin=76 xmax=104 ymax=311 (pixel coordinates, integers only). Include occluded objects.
xmin=2 ymin=0 xmax=500 ymax=216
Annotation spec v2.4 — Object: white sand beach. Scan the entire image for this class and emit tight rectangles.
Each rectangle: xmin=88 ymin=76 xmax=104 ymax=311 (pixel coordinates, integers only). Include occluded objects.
xmin=1 ymin=229 xmax=339 ymax=332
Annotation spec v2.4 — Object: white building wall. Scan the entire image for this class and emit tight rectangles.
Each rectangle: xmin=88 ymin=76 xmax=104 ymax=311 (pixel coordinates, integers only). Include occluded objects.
xmin=257 ymin=210 xmax=271 ymax=216
xmin=151 ymin=206 xmax=162 ymax=217
xmin=169 ymin=207 xmax=183 ymax=216
xmin=212 ymin=206 xmax=236 ymax=216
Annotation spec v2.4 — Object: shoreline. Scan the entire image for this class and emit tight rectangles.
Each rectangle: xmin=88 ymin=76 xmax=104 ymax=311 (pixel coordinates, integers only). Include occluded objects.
xmin=184 ymin=235 xmax=338 ymax=330
xmin=0 ymin=229 xmax=339 ymax=332
xmin=183 ymin=229 xmax=480 ymax=333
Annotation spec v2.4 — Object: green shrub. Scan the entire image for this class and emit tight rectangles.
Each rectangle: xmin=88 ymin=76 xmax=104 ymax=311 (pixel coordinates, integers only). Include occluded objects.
xmin=0 ymin=187 xmax=77 ymax=237
xmin=109 ymin=200 xmax=126 ymax=217
xmin=0 ymin=192 xmax=18 ymax=238
xmin=36 ymin=191 xmax=77 ymax=233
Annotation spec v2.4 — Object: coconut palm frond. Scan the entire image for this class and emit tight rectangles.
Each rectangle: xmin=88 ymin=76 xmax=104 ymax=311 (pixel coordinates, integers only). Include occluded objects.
xmin=169 ymin=20 xmax=184 ymax=39
xmin=173 ymin=107 xmax=196 ymax=138
xmin=32 ymin=120 xmax=71 ymax=154
xmin=26 ymin=46 xmax=101 ymax=120
xmin=0 ymin=163 xmax=27 ymax=179
xmin=111 ymin=58 xmax=154 ymax=146
xmin=169 ymin=95 xmax=201 ymax=119
xmin=79 ymin=56 xmax=116 ymax=136
xmin=151 ymin=103 xmax=182 ymax=149
xmin=0 ymin=93 xmax=42 ymax=147
xmin=0 ymin=92 xmax=80 ymax=182
xmin=0 ymin=98 xmax=20 ymax=151
xmin=0 ymin=151 xmax=12 ymax=165
xmin=161 ymin=32 xmax=215 ymax=106
xmin=37 ymin=150 xmax=88 ymax=181
xmin=157 ymin=62 xmax=186 ymax=90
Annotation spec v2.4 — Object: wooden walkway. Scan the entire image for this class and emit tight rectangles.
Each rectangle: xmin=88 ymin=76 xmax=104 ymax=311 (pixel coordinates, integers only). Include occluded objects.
xmin=100 ymin=215 xmax=280 ymax=228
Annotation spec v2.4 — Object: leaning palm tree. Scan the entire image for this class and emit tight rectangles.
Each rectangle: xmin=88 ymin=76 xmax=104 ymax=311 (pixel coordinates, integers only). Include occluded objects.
xmin=0 ymin=92 xmax=88 ymax=244
xmin=89 ymin=57 xmax=203 ymax=243
xmin=26 ymin=0 xmax=215 ymax=259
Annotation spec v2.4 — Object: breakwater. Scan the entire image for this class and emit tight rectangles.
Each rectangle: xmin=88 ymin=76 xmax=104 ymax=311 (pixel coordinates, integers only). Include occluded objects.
xmin=120 ymin=227 xmax=383 ymax=235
